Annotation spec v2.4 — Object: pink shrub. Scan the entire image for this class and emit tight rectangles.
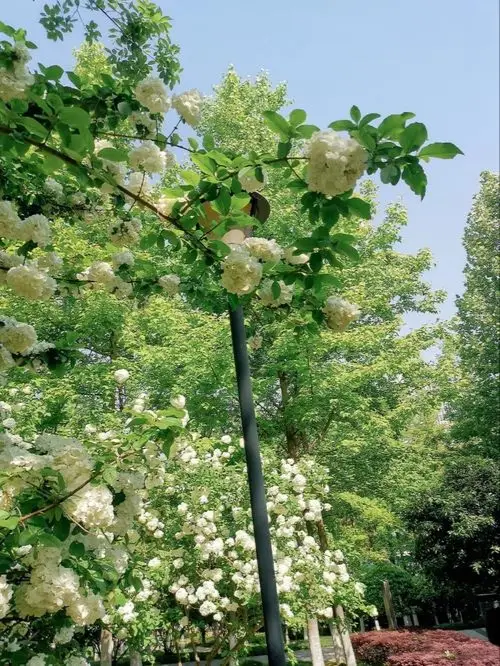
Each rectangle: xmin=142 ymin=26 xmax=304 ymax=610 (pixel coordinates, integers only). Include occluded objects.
xmin=351 ymin=629 xmax=499 ymax=666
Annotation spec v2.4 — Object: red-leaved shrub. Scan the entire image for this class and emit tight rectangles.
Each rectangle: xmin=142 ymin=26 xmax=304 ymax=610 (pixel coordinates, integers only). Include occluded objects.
xmin=351 ymin=629 xmax=499 ymax=666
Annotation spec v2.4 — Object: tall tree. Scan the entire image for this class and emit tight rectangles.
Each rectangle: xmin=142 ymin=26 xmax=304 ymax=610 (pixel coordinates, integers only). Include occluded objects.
xmin=451 ymin=171 xmax=500 ymax=458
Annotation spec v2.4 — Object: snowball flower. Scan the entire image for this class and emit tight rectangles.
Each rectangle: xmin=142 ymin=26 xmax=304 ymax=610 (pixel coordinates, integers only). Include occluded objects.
xmin=238 ymin=167 xmax=267 ymax=193
xmin=148 ymin=557 xmax=162 ymax=569
xmin=26 ymin=656 xmax=47 ymax=666
xmin=0 ymin=319 xmax=37 ymax=354
xmin=117 ymin=600 xmax=137 ymax=623
xmin=221 ymin=435 xmax=232 ymax=444
xmin=135 ymin=77 xmax=171 ymax=113
xmin=54 ymin=625 xmax=75 ymax=644
xmin=322 ymin=296 xmax=360 ymax=331
xmin=112 ymin=250 xmax=134 ymax=268
xmin=0 ymin=574 xmax=13 ymax=619
xmin=243 ymin=237 xmax=282 ymax=263
xmin=221 ymin=246 xmax=263 ymax=295
xmin=129 ymin=140 xmax=167 ymax=173
xmin=304 ymin=129 xmax=366 ymax=197
xmin=6 ymin=265 xmax=56 ymax=301
xmin=284 ymin=246 xmax=310 ymax=265
xmin=0 ymin=200 xmax=22 ymax=239
xmin=114 ymin=369 xmax=130 ymax=385
xmin=258 ymin=279 xmax=293 ymax=307
xmin=0 ymin=43 xmax=34 ymax=102
xmin=199 ymin=600 xmax=218 ymax=616
xmin=37 ymin=251 xmax=63 ymax=273
xmin=66 ymin=657 xmax=90 ymax=666
xmin=159 ymin=273 xmax=181 ymax=295
xmin=17 ymin=214 xmax=51 ymax=247
xmin=109 ymin=217 xmax=142 ymax=246
xmin=64 ymin=485 xmax=115 ymax=530
xmin=172 ymin=89 xmax=203 ymax=126
xmin=170 ymin=394 xmax=186 ymax=409
xmin=44 ymin=177 xmax=64 ymax=198
xmin=248 ymin=334 xmax=263 ymax=351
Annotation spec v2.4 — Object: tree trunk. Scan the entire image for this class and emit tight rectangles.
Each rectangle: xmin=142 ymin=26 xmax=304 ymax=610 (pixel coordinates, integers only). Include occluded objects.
xmin=411 ymin=611 xmax=419 ymax=627
xmin=383 ymin=580 xmax=398 ymax=630
xmin=304 ymin=624 xmax=308 ymax=641
xmin=328 ymin=620 xmax=345 ymax=663
xmin=130 ymin=651 xmax=142 ymax=666
xmin=100 ymin=630 xmax=113 ymax=666
xmin=374 ymin=619 xmax=381 ymax=631
xmin=403 ymin=615 xmax=412 ymax=627
xmin=359 ymin=617 xmax=365 ymax=633
xmin=307 ymin=618 xmax=325 ymax=666
xmin=228 ymin=627 xmax=238 ymax=666
xmin=335 ymin=605 xmax=357 ymax=666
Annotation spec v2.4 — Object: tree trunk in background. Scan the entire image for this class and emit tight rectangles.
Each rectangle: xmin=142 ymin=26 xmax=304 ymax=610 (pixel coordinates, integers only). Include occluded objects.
xmin=100 ymin=630 xmax=113 ymax=666
xmin=403 ymin=615 xmax=412 ymax=627
xmin=411 ymin=611 xmax=420 ymax=627
xmin=335 ymin=605 xmax=357 ymax=666
xmin=374 ymin=619 xmax=381 ymax=631
xmin=130 ymin=651 xmax=142 ymax=666
xmin=383 ymin=580 xmax=398 ymax=630
xmin=228 ymin=629 xmax=238 ymax=666
xmin=328 ymin=620 xmax=345 ymax=663
xmin=359 ymin=617 xmax=365 ymax=633
xmin=304 ymin=624 xmax=308 ymax=641
xmin=307 ymin=618 xmax=325 ymax=666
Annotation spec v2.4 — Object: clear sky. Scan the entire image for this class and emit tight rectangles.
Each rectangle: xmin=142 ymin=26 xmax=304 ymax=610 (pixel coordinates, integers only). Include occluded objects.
xmin=3 ymin=1 xmax=499 ymax=327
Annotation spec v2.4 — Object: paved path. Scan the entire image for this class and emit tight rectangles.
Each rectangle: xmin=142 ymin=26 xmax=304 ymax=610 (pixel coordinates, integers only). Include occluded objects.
xmin=461 ymin=628 xmax=489 ymax=641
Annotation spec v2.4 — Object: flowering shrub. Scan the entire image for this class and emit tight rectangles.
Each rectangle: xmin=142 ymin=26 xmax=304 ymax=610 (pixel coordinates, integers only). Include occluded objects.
xmin=351 ymin=630 xmax=499 ymax=666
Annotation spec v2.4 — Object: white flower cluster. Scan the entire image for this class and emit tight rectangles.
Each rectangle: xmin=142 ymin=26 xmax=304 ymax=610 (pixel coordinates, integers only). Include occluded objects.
xmin=243 ymin=237 xmax=283 ymax=263
xmin=258 ymin=279 xmax=294 ymax=308
xmin=0 ymin=200 xmax=52 ymax=247
xmin=54 ymin=625 xmax=75 ymax=644
xmin=129 ymin=140 xmax=172 ymax=174
xmin=129 ymin=111 xmax=157 ymax=136
xmin=15 ymin=547 xmax=105 ymax=625
xmin=112 ymin=250 xmax=134 ymax=269
xmin=6 ymin=264 xmax=57 ymax=301
xmin=109 ymin=217 xmax=142 ymax=246
xmin=322 ymin=296 xmax=360 ymax=331
xmin=159 ymin=273 xmax=181 ymax=295
xmin=114 ymin=368 xmax=130 ymax=384
xmin=0 ymin=42 xmax=34 ymax=102
xmin=0 ymin=575 xmax=13 ymax=619
xmin=304 ymin=129 xmax=367 ymax=197
xmin=64 ymin=484 xmax=115 ymax=530
xmin=0 ymin=316 xmax=37 ymax=355
xmin=76 ymin=261 xmax=132 ymax=298
xmin=44 ymin=177 xmax=64 ymax=199
xmin=172 ymin=89 xmax=203 ymax=126
xmin=134 ymin=77 xmax=171 ymax=114
xmin=221 ymin=246 xmax=263 ymax=295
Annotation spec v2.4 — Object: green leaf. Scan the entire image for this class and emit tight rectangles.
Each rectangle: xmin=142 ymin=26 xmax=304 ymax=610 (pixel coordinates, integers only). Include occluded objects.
xmin=296 ymin=124 xmax=320 ymax=139
xmin=0 ymin=516 xmax=19 ymax=530
xmin=289 ymin=109 xmax=307 ymax=126
xmin=59 ymin=106 xmax=91 ymax=130
xmin=286 ymin=179 xmax=307 ymax=191
xmin=98 ymin=147 xmax=128 ymax=162
xmin=377 ymin=112 xmax=415 ymax=138
xmin=346 ymin=197 xmax=372 ymax=219
xmin=329 ymin=120 xmax=356 ymax=132
xmin=352 ymin=128 xmax=376 ymax=151
xmin=206 ymin=150 xmax=233 ymax=167
xmin=191 ymin=153 xmax=216 ymax=175
xmin=43 ymin=64 xmax=64 ymax=80
xmin=400 ymin=122 xmax=428 ymax=153
xmin=69 ymin=541 xmax=85 ymax=557
xmin=270 ymin=281 xmax=281 ymax=299
xmin=209 ymin=240 xmax=231 ymax=256
xmin=418 ymin=142 xmax=464 ymax=160
xmin=17 ymin=117 xmax=48 ymax=139
xmin=203 ymin=134 xmax=215 ymax=151
xmin=212 ymin=188 xmax=231 ymax=216
xmin=117 ymin=101 xmax=132 ymax=117
xmin=402 ymin=163 xmax=427 ymax=199
xmin=334 ymin=242 xmax=360 ymax=262
xmin=180 ymin=169 xmax=200 ymax=186
xmin=163 ymin=229 xmax=181 ymax=250
xmin=66 ymin=71 xmax=81 ymax=88
xmin=310 ymin=252 xmax=323 ymax=272
xmin=380 ymin=164 xmax=401 ymax=185
xmin=359 ymin=113 xmax=381 ymax=127
xmin=277 ymin=141 xmax=291 ymax=159
xmin=350 ymin=105 xmax=361 ymax=123
xmin=188 ymin=137 xmax=199 ymax=151
xmin=295 ymin=237 xmax=318 ymax=252
xmin=262 ymin=110 xmax=290 ymax=140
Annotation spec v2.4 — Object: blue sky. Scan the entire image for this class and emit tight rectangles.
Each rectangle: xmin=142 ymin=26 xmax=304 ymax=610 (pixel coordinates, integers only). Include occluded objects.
xmin=3 ymin=1 xmax=499 ymax=327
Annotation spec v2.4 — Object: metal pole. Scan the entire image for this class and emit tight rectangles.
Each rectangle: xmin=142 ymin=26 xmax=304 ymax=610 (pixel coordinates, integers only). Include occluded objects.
xmin=229 ymin=304 xmax=286 ymax=666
